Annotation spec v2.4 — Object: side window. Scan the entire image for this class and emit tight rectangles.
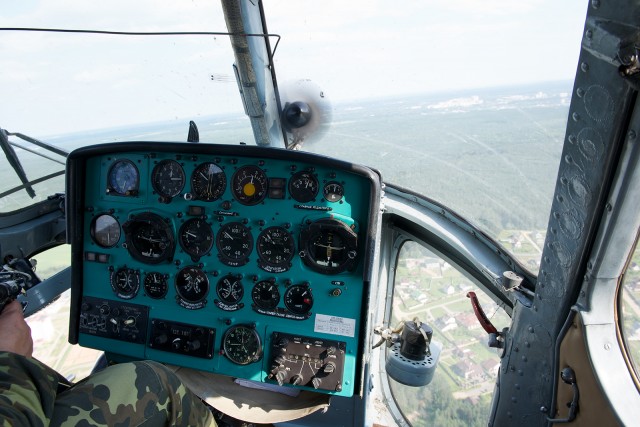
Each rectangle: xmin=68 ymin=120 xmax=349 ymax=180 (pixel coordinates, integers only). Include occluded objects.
xmin=388 ymin=241 xmax=510 ymax=426
xmin=620 ymin=240 xmax=640 ymax=380
xmin=25 ymin=244 xmax=102 ymax=380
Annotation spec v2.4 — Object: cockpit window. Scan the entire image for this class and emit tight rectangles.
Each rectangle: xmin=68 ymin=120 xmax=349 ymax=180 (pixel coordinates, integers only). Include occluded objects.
xmin=620 ymin=239 xmax=640 ymax=382
xmin=264 ymin=1 xmax=588 ymax=272
xmin=389 ymin=241 xmax=511 ymax=425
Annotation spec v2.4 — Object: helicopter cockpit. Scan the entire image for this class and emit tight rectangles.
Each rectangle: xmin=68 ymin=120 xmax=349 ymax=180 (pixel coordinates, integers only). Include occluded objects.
xmin=5 ymin=0 xmax=640 ymax=426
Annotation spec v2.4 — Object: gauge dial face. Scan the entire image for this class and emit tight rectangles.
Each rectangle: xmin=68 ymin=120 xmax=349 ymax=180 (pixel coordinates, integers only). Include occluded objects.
xmin=151 ymin=159 xmax=185 ymax=198
xmin=123 ymin=213 xmax=175 ymax=264
xmin=179 ymin=218 xmax=214 ymax=259
xmin=231 ymin=165 xmax=268 ymax=205
xmin=107 ymin=159 xmax=139 ymax=196
xmin=110 ymin=268 xmax=140 ymax=299
xmin=144 ymin=272 xmax=168 ymax=299
xmin=251 ymin=280 xmax=280 ymax=310
xmin=289 ymin=171 xmax=319 ymax=202
xmin=175 ymin=266 xmax=209 ymax=305
xmin=216 ymin=274 xmax=244 ymax=305
xmin=257 ymin=226 xmax=295 ymax=270
xmin=284 ymin=284 xmax=314 ymax=315
xmin=191 ymin=162 xmax=226 ymax=201
xmin=222 ymin=325 xmax=262 ymax=365
xmin=216 ymin=222 xmax=253 ymax=266
xmin=300 ymin=218 xmax=358 ymax=274
xmin=323 ymin=181 xmax=344 ymax=203
xmin=91 ymin=214 xmax=121 ymax=248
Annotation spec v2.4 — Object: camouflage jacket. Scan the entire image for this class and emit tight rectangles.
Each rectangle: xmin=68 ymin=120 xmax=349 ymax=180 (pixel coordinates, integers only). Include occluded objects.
xmin=0 ymin=351 xmax=60 ymax=426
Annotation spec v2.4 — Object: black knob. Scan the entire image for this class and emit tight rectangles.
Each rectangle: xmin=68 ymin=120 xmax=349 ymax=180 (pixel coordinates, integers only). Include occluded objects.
xmin=172 ymin=338 xmax=182 ymax=351
xmin=155 ymin=334 xmax=168 ymax=345
xmin=291 ymin=374 xmax=304 ymax=386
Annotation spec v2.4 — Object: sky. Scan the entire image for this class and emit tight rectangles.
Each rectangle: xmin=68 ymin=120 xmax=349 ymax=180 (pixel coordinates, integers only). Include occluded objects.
xmin=0 ymin=0 xmax=588 ymax=136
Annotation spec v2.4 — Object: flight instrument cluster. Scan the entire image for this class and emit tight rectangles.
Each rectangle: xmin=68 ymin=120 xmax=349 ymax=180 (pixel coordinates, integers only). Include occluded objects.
xmin=67 ymin=142 xmax=381 ymax=397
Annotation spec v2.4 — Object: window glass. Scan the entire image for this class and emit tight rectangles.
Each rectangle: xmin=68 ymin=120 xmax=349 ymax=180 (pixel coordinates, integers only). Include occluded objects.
xmin=620 ymin=241 xmax=640 ymax=379
xmin=389 ymin=241 xmax=510 ymax=426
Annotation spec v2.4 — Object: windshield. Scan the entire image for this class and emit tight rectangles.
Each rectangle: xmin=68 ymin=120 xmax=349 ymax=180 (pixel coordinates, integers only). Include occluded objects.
xmin=0 ymin=1 xmax=587 ymax=271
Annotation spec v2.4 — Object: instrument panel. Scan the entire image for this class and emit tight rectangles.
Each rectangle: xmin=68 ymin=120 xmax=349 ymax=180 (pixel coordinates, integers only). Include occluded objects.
xmin=67 ymin=142 xmax=381 ymax=397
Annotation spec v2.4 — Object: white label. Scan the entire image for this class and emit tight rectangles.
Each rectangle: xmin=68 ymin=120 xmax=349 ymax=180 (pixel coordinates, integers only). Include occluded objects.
xmin=314 ymin=314 xmax=356 ymax=337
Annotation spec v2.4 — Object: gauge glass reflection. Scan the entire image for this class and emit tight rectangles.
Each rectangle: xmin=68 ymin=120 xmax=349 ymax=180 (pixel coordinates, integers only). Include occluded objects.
xmin=91 ymin=214 xmax=121 ymax=248
xmin=107 ymin=159 xmax=139 ymax=196
xmin=151 ymin=159 xmax=185 ymax=198
xmin=191 ymin=162 xmax=226 ymax=201
xmin=231 ymin=165 xmax=268 ymax=205
xmin=222 ymin=325 xmax=262 ymax=365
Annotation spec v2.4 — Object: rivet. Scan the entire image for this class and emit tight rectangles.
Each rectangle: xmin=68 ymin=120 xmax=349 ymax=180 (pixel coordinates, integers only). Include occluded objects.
xmin=572 ymin=112 xmax=580 ymax=122
xmin=540 ymin=406 xmax=548 ymax=413
xmin=522 ymin=356 xmax=528 ymax=362
xmin=606 ymin=203 xmax=613 ymax=212
xmin=556 ymin=195 xmax=564 ymax=203
xmin=581 ymin=62 xmax=590 ymax=72
xmin=585 ymin=29 xmax=593 ymax=39
xmin=512 ymin=397 xmax=517 ymax=403
xmin=528 ymin=326 xmax=534 ymax=333
xmin=560 ymin=177 xmax=568 ymax=185
xmin=591 ymin=0 xmax=600 ymax=8
xmin=605 ymin=343 xmax=611 ymax=350
xmin=525 ymin=341 xmax=530 ymax=347
xmin=576 ymin=87 xmax=585 ymax=97
xmin=629 ymin=130 xmax=637 ymax=140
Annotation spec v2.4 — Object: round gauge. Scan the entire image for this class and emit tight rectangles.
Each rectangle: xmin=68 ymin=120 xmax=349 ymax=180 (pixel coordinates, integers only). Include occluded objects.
xmin=175 ymin=266 xmax=209 ymax=305
xmin=323 ymin=181 xmax=344 ymax=203
xmin=231 ymin=165 xmax=268 ymax=205
xmin=122 ymin=213 xmax=175 ymax=264
xmin=90 ymin=214 xmax=121 ymax=248
xmin=216 ymin=274 xmax=244 ymax=305
xmin=151 ymin=159 xmax=185 ymax=199
xmin=299 ymin=218 xmax=358 ymax=274
xmin=216 ymin=222 xmax=253 ymax=266
xmin=107 ymin=159 xmax=139 ymax=196
xmin=191 ymin=162 xmax=226 ymax=201
xmin=289 ymin=171 xmax=318 ymax=202
xmin=110 ymin=267 xmax=140 ymax=299
xmin=144 ymin=272 xmax=168 ymax=299
xmin=284 ymin=284 xmax=314 ymax=315
xmin=251 ymin=280 xmax=280 ymax=310
xmin=257 ymin=226 xmax=295 ymax=270
xmin=178 ymin=218 xmax=214 ymax=259
xmin=222 ymin=324 xmax=262 ymax=365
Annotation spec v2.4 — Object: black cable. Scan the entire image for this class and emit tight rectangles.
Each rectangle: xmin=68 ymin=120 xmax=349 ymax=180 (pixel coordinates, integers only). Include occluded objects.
xmin=0 ymin=27 xmax=281 ymax=56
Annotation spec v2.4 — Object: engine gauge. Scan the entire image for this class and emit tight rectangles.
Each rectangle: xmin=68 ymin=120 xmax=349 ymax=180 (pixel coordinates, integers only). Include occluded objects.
xmin=251 ymin=280 xmax=280 ymax=310
xmin=144 ymin=272 xmax=168 ymax=299
xmin=289 ymin=171 xmax=318 ymax=202
xmin=284 ymin=284 xmax=313 ymax=315
xmin=175 ymin=266 xmax=209 ymax=309
xmin=122 ymin=212 xmax=175 ymax=264
xmin=90 ymin=214 xmax=121 ymax=248
xmin=323 ymin=181 xmax=344 ymax=203
xmin=257 ymin=226 xmax=295 ymax=272
xmin=107 ymin=159 xmax=139 ymax=196
xmin=110 ymin=267 xmax=140 ymax=299
xmin=151 ymin=159 xmax=185 ymax=199
xmin=222 ymin=324 xmax=262 ymax=365
xmin=216 ymin=274 xmax=244 ymax=305
xmin=191 ymin=162 xmax=226 ymax=201
xmin=231 ymin=165 xmax=268 ymax=205
xmin=178 ymin=218 xmax=214 ymax=260
xmin=216 ymin=222 xmax=253 ymax=266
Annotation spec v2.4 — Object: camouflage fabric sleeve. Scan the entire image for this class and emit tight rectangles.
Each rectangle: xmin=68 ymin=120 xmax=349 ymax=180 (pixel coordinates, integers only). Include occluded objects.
xmin=51 ymin=360 xmax=216 ymax=426
xmin=0 ymin=351 xmax=60 ymax=427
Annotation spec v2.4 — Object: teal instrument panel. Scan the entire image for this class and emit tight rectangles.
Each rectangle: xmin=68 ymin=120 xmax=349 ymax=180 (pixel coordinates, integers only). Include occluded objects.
xmin=67 ymin=142 xmax=381 ymax=397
